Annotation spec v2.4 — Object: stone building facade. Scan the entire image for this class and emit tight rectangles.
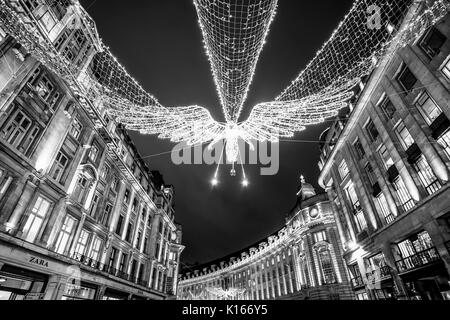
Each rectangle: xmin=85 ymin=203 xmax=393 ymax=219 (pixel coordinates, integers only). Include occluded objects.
xmin=178 ymin=177 xmax=354 ymax=300
xmin=318 ymin=12 xmax=450 ymax=300
xmin=0 ymin=0 xmax=183 ymax=300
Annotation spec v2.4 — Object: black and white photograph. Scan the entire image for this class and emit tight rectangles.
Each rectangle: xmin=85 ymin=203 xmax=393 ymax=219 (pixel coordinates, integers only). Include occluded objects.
xmin=0 ymin=0 xmax=449 ymax=313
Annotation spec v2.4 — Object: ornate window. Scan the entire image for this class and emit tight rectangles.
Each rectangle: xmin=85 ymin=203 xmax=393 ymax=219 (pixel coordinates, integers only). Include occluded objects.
xmin=0 ymin=109 xmax=41 ymax=156
xmin=72 ymin=167 xmax=97 ymax=205
xmin=74 ymin=229 xmax=91 ymax=256
xmin=317 ymin=247 xmax=337 ymax=285
xmin=88 ymin=145 xmax=99 ymax=163
xmin=69 ymin=117 xmax=83 ymax=141
xmin=22 ymin=196 xmax=52 ymax=243
xmin=49 ymin=151 xmax=70 ymax=183
xmin=55 ymin=215 xmax=77 ymax=255
xmin=89 ymin=236 xmax=102 ymax=261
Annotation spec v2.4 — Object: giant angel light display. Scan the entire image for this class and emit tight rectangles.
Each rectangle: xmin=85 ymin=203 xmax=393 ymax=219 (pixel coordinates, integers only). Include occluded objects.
xmin=0 ymin=0 xmax=448 ymax=186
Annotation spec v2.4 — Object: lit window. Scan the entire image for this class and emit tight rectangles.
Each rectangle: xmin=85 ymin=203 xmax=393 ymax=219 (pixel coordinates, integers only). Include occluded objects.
xmin=88 ymin=145 xmax=99 ymax=162
xmin=420 ymin=27 xmax=447 ymax=58
xmin=74 ymin=229 xmax=90 ymax=256
xmin=437 ymin=130 xmax=450 ymax=160
xmin=442 ymin=56 xmax=450 ymax=80
xmin=89 ymin=236 xmax=102 ymax=261
xmin=378 ymin=144 xmax=394 ymax=169
xmin=395 ymin=122 xmax=415 ymax=150
xmin=49 ymin=151 xmax=69 ymax=183
xmin=365 ymin=119 xmax=379 ymax=143
xmin=376 ymin=193 xmax=395 ymax=225
xmin=412 ymin=154 xmax=441 ymax=195
xmin=397 ymin=66 xmax=417 ymax=92
xmin=416 ymin=91 xmax=443 ymax=125
xmin=392 ymin=177 xmax=414 ymax=212
xmin=55 ymin=215 xmax=77 ymax=254
xmin=22 ymin=196 xmax=52 ymax=243
xmin=318 ymin=249 xmax=336 ymax=285
xmin=338 ymin=160 xmax=350 ymax=180
xmin=396 ymin=231 xmax=437 ymax=270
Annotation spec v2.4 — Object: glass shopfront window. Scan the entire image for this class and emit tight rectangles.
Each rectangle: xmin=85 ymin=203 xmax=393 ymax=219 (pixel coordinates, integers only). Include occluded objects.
xmin=62 ymin=283 xmax=97 ymax=300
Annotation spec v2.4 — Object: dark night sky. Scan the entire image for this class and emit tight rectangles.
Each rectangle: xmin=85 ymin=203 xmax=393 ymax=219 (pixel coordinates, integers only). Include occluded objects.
xmin=79 ymin=0 xmax=354 ymax=265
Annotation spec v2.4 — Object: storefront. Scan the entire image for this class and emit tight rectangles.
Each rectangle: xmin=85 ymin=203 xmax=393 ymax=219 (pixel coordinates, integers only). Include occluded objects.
xmin=400 ymin=261 xmax=450 ymax=300
xmin=0 ymin=264 xmax=48 ymax=300
xmin=61 ymin=282 xmax=98 ymax=300
xmin=102 ymin=288 xmax=129 ymax=300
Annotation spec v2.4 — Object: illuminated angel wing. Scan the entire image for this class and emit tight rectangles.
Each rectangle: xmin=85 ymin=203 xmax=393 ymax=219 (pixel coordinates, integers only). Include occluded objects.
xmin=105 ymin=94 xmax=225 ymax=146
xmin=239 ymin=79 xmax=358 ymax=142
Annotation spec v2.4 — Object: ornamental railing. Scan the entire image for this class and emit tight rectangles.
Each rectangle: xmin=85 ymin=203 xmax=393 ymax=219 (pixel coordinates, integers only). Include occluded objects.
xmin=395 ymin=247 xmax=440 ymax=273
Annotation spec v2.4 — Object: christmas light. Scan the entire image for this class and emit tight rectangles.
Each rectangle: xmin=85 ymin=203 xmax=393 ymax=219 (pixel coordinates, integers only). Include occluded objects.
xmin=211 ymin=178 xmax=219 ymax=187
xmin=1 ymin=0 xmax=448 ymax=179
xmin=193 ymin=0 xmax=279 ymax=123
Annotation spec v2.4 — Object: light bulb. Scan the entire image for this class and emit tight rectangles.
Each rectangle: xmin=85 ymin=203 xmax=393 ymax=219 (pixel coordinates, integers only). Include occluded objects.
xmin=242 ymin=179 xmax=249 ymax=187
xmin=211 ymin=178 xmax=219 ymax=186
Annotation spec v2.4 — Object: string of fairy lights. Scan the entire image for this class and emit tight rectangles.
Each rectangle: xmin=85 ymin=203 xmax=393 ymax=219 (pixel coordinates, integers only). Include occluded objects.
xmin=0 ymin=0 xmax=448 ymax=188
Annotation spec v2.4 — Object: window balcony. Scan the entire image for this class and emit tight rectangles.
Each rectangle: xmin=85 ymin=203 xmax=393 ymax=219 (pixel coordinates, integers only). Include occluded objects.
xmin=395 ymin=247 xmax=441 ymax=273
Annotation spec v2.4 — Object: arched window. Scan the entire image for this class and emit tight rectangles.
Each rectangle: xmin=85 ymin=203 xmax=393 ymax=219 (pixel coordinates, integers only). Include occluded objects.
xmin=317 ymin=247 xmax=337 ymax=285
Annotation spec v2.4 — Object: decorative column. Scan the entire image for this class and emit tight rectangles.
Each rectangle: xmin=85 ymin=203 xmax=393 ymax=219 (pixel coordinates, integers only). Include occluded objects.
xmin=69 ymin=212 xmax=87 ymax=256
xmin=4 ymin=177 xmax=39 ymax=234
xmin=40 ymin=196 xmax=68 ymax=248
xmin=291 ymin=245 xmax=303 ymax=291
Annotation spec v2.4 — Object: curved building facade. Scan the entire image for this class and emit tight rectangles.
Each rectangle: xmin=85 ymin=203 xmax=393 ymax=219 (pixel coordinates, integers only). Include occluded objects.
xmin=178 ymin=177 xmax=354 ymax=300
